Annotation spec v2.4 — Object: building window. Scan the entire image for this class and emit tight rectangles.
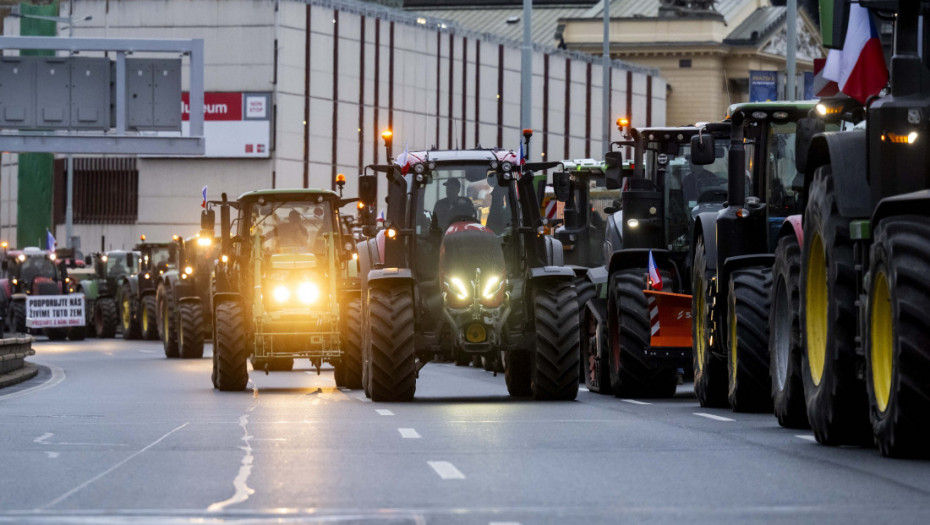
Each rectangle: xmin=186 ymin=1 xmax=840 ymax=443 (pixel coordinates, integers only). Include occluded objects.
xmin=54 ymin=157 xmax=139 ymax=225
xmin=679 ymin=59 xmax=692 ymax=68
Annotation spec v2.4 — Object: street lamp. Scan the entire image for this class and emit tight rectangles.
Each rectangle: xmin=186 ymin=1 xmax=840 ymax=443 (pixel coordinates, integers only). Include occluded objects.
xmin=9 ymin=7 xmax=93 ymax=250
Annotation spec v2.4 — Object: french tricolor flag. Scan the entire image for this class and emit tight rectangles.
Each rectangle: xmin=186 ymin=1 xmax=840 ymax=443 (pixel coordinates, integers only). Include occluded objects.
xmin=647 ymin=250 xmax=663 ymax=291
xmin=201 ymin=186 xmax=208 ymax=209
xmin=823 ymin=4 xmax=888 ymax=103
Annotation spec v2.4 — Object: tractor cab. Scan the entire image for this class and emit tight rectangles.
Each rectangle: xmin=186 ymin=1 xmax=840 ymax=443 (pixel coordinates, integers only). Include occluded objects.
xmin=2 ymin=247 xmax=62 ymax=296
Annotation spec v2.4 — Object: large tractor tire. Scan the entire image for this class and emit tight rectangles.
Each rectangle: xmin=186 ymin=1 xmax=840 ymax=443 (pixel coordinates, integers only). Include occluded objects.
xmin=178 ymin=301 xmax=205 ymax=359
xmin=120 ymin=287 xmax=142 ymax=340
xmin=607 ymin=269 xmax=677 ymax=398
xmin=581 ymin=305 xmax=611 ymax=394
xmin=769 ymin=236 xmax=809 ymax=428
xmin=367 ymin=285 xmax=416 ymax=402
xmin=335 ymin=297 xmax=363 ymax=389
xmin=692 ymin=236 xmax=728 ymax=407
xmin=505 ymin=350 xmax=532 ymax=396
xmin=574 ymin=277 xmax=597 ymax=382
xmin=157 ymin=285 xmax=180 ymax=358
xmin=531 ymin=281 xmax=580 ymax=400
xmin=141 ymin=295 xmax=159 ymax=340
xmin=726 ymin=267 xmax=773 ymax=412
xmin=801 ymin=165 xmax=871 ymax=446
xmin=9 ymin=300 xmax=26 ymax=334
xmin=83 ymin=297 xmax=97 ymax=339
xmin=865 ymin=216 xmax=930 ymax=458
xmin=67 ymin=324 xmax=86 ymax=341
xmin=214 ymin=301 xmax=249 ymax=391
xmin=94 ymin=297 xmax=119 ymax=339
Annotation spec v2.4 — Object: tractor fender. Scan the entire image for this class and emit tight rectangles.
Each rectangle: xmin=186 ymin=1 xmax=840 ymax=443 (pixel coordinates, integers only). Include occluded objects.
xmin=585 ymin=265 xmax=609 ymax=286
xmin=0 ymin=279 xmax=10 ymax=299
xmin=357 ymin=238 xmax=380 ymax=291
xmin=178 ymin=295 xmax=202 ymax=305
xmin=607 ymin=248 xmax=674 ymax=277
xmin=585 ymin=296 xmax=608 ymax=333
xmin=872 ymin=189 xmax=930 ymax=226
xmin=567 ymin=264 xmax=589 ymax=279
xmin=527 ymin=265 xmax=575 ymax=285
xmin=775 ymin=214 xmax=804 ymax=246
xmin=11 ymin=293 xmax=27 ymax=301
xmin=123 ymin=275 xmax=140 ymax=297
xmin=692 ymin=211 xmax=719 ymax=272
xmin=367 ymin=267 xmax=415 ymax=287
xmin=720 ymin=254 xmax=776 ymax=294
xmin=159 ymin=272 xmax=180 ymax=295
xmin=805 ymin=130 xmax=870 ymax=219
xmin=78 ymin=279 xmax=99 ymax=301
xmin=602 ymin=210 xmax=624 ymax=262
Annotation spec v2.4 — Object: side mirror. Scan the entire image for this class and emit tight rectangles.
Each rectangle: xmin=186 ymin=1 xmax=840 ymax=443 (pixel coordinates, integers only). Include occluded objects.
xmin=126 ymin=253 xmax=135 ymax=269
xmin=690 ymin=133 xmax=716 ymax=165
xmin=604 ymin=151 xmax=623 ymax=190
xmin=201 ymin=209 xmax=215 ymax=232
xmin=358 ymin=175 xmax=378 ymax=226
xmin=795 ymin=117 xmax=825 ymax=173
xmin=552 ymin=172 xmax=572 ymax=202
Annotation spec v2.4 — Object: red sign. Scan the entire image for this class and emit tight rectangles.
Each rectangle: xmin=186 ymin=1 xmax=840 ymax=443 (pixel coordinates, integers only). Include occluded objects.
xmin=181 ymin=92 xmax=243 ymax=121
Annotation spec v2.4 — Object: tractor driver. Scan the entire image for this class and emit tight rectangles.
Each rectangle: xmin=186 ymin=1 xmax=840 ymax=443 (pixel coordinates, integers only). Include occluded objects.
xmin=272 ymin=209 xmax=310 ymax=251
xmin=432 ymin=178 xmax=475 ymax=232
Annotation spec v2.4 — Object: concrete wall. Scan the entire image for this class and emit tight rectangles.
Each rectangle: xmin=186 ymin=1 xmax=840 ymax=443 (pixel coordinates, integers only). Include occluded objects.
xmin=0 ymin=0 xmax=666 ymax=250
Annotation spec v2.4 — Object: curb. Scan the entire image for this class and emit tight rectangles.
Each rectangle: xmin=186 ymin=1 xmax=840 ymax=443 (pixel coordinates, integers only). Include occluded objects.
xmin=0 ymin=362 xmax=39 ymax=390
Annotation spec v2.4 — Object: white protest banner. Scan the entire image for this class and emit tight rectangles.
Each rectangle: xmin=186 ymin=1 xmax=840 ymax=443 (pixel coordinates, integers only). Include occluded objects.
xmin=26 ymin=296 xmax=85 ymax=328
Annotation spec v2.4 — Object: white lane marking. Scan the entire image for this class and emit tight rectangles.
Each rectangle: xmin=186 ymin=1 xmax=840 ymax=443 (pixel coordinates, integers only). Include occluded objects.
xmin=578 ymin=387 xmax=589 ymax=392
xmin=375 ymin=409 xmax=394 ymax=416
xmin=356 ymin=396 xmax=371 ymax=403
xmin=338 ymin=387 xmax=351 ymax=392
xmin=428 ymin=461 xmax=466 ymax=480
xmin=619 ymin=399 xmax=652 ymax=405
xmin=796 ymin=434 xmax=816 ymax=442
xmin=41 ymin=422 xmax=189 ymax=509
xmin=0 ymin=365 xmax=66 ymax=402
xmin=138 ymin=350 xmax=157 ymax=354
xmin=694 ymin=412 xmax=735 ymax=422
xmin=250 ymin=438 xmax=287 ymax=442
xmin=45 ymin=452 xmax=59 ymax=459
xmin=34 ymin=433 xmax=54 ymax=444
xmin=207 ymin=414 xmax=255 ymax=512
xmin=398 ymin=428 xmax=421 ymax=439
xmin=489 ymin=522 xmax=522 ymax=525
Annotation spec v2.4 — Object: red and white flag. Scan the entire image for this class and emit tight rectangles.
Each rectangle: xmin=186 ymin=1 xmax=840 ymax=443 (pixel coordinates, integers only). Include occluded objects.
xmin=647 ymin=250 xmax=663 ymax=291
xmin=823 ymin=5 xmax=888 ymax=103
xmin=396 ymin=142 xmax=410 ymax=175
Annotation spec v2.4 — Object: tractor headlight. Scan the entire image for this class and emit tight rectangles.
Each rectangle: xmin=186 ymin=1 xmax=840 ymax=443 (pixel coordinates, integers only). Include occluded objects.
xmin=184 ymin=266 xmax=193 ymax=275
xmin=627 ymin=218 xmax=640 ymax=228
xmin=297 ymin=282 xmax=320 ymax=304
xmin=197 ymin=237 xmax=212 ymax=247
xmin=482 ymin=275 xmax=502 ymax=299
xmin=273 ymin=285 xmax=290 ymax=302
xmin=449 ymin=277 xmax=470 ymax=301
xmin=501 ymin=161 xmax=513 ymax=173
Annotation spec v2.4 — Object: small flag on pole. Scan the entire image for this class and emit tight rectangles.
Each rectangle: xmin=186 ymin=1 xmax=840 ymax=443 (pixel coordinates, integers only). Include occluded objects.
xmin=647 ymin=250 xmax=663 ymax=291
xmin=377 ymin=209 xmax=386 ymax=224
xmin=201 ymin=186 xmax=208 ymax=209
xmin=518 ymin=138 xmax=526 ymax=168
xmin=46 ymin=230 xmax=56 ymax=251
xmin=396 ymin=142 xmax=410 ymax=175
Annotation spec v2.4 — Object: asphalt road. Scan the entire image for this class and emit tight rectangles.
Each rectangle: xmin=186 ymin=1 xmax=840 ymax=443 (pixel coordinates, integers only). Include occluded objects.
xmin=1 ymin=338 xmax=929 ymax=525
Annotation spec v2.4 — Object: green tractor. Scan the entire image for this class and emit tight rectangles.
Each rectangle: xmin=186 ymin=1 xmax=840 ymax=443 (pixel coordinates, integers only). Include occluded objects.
xmin=118 ymin=239 xmax=178 ymax=342
xmin=209 ymin=187 xmax=362 ymax=390
xmin=156 ymin=233 xmax=218 ymax=359
xmin=73 ymin=251 xmax=140 ymax=339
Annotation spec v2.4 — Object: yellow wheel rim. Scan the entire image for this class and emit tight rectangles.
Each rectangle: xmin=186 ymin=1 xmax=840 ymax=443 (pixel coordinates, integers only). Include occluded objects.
xmin=730 ymin=299 xmax=738 ymax=384
xmin=870 ymin=271 xmax=893 ymax=413
xmin=805 ymin=233 xmax=828 ymax=386
xmin=122 ymin=296 xmax=131 ymax=330
xmin=695 ymin=275 xmax=707 ymax=369
xmin=142 ymin=307 xmax=149 ymax=333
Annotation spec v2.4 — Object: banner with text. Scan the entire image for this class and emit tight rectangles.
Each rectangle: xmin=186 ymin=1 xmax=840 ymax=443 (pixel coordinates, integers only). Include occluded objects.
xmin=749 ymin=71 xmax=779 ymax=102
xmin=26 ymin=296 xmax=85 ymax=328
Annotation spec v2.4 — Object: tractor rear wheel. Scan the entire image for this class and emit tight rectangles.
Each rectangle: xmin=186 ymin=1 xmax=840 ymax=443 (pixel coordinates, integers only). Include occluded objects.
xmin=866 ymin=216 xmax=930 ymax=458
xmin=608 ymin=269 xmax=677 ymax=398
xmin=178 ymin=301 xmax=205 ymax=359
xmin=215 ymin=301 xmax=249 ymax=391
xmin=581 ymin=305 xmax=611 ymax=394
xmin=727 ymin=267 xmax=773 ymax=412
xmin=770 ymin=236 xmax=808 ymax=428
xmin=94 ymin=297 xmax=119 ymax=339
xmin=157 ymin=285 xmax=179 ymax=358
xmin=10 ymin=300 xmax=26 ymax=334
xmin=120 ymin=287 xmax=141 ymax=340
xmin=531 ymin=281 xmax=580 ymax=400
xmin=367 ymin=285 xmax=416 ymax=402
xmin=335 ymin=297 xmax=363 ymax=389
xmin=574 ymin=277 xmax=597 ymax=382
xmin=692 ymin=236 xmax=728 ymax=407
xmin=141 ymin=295 xmax=158 ymax=340
xmin=801 ymin=165 xmax=871 ymax=446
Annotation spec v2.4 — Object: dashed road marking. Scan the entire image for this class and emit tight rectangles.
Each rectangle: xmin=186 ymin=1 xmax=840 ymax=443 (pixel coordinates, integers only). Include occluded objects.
xmin=355 ymin=395 xmax=371 ymax=403
xmin=428 ymin=461 xmax=465 ymax=480
xmin=694 ymin=412 xmax=735 ymax=422
xmin=45 ymin=451 xmax=59 ymax=459
xmin=489 ymin=522 xmax=522 ymax=525
xmin=138 ymin=349 xmax=157 ymax=354
xmin=338 ymin=387 xmax=351 ymax=392
xmin=398 ymin=428 xmax=421 ymax=439
xmin=578 ymin=387 xmax=589 ymax=392
xmin=619 ymin=399 xmax=652 ymax=405
xmin=375 ymin=409 xmax=394 ymax=416
xmin=796 ymin=434 xmax=816 ymax=442
xmin=34 ymin=432 xmax=54 ymax=444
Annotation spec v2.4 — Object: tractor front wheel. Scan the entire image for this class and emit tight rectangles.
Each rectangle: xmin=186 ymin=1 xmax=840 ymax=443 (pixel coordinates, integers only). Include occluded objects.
xmin=531 ymin=281 xmax=580 ymax=400
xmin=141 ymin=295 xmax=158 ymax=340
xmin=120 ymin=287 xmax=141 ymax=340
xmin=335 ymin=297 xmax=363 ymax=389
xmin=367 ymin=285 xmax=416 ymax=402
xmin=692 ymin=236 xmax=727 ymax=407
xmin=726 ymin=267 xmax=773 ymax=412
xmin=157 ymin=286 xmax=179 ymax=358
xmin=770 ymin=236 xmax=808 ymax=428
xmin=214 ymin=301 xmax=249 ymax=391
xmin=94 ymin=297 xmax=119 ymax=339
xmin=178 ymin=301 xmax=205 ymax=359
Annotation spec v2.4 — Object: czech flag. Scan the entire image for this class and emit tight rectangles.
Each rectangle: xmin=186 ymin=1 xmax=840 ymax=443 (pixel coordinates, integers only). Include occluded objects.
xmin=201 ymin=186 xmax=208 ymax=209
xmin=377 ymin=209 xmax=385 ymax=224
xmin=396 ymin=142 xmax=410 ymax=175
xmin=647 ymin=250 xmax=663 ymax=291
xmin=46 ymin=230 xmax=56 ymax=251
xmin=823 ymin=4 xmax=888 ymax=103
xmin=518 ymin=138 xmax=526 ymax=168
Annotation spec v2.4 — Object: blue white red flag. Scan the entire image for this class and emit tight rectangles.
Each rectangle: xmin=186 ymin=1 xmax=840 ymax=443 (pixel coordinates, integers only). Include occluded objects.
xmin=377 ymin=209 xmax=385 ymax=223
xmin=46 ymin=230 xmax=56 ymax=251
xmin=396 ymin=142 xmax=410 ymax=175
xmin=647 ymin=250 xmax=663 ymax=291
xmin=823 ymin=4 xmax=888 ymax=103
xmin=518 ymin=138 xmax=526 ymax=167
xmin=201 ymin=186 xmax=208 ymax=209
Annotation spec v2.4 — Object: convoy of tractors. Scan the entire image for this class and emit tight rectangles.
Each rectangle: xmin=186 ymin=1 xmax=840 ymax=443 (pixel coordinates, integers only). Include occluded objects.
xmin=1 ymin=0 xmax=925 ymax=459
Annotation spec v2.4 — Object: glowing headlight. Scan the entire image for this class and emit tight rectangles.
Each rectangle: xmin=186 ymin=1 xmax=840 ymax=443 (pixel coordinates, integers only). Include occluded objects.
xmin=221 ymin=255 xmax=229 ymax=263
xmin=297 ymin=282 xmax=320 ymax=304
xmin=17 ymin=254 xmax=25 ymax=262
xmin=449 ymin=277 xmax=470 ymax=300
xmin=908 ymin=131 xmax=919 ymax=144
xmin=273 ymin=285 xmax=290 ymax=302
xmin=482 ymin=275 xmax=502 ymax=299
xmin=144 ymin=273 xmax=151 ymax=279
xmin=101 ymin=255 xmax=108 ymax=262
xmin=627 ymin=218 xmax=640 ymax=228
xmin=49 ymin=253 xmax=57 ymax=261
xmin=197 ymin=237 xmax=212 ymax=246
xmin=184 ymin=266 xmax=193 ymax=275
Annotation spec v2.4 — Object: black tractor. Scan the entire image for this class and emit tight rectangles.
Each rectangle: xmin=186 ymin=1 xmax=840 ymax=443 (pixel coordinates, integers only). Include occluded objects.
xmin=156 ymin=233 xmax=218 ymax=359
xmin=356 ymin=141 xmax=580 ymax=402
xmin=0 ymin=247 xmax=70 ymax=340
